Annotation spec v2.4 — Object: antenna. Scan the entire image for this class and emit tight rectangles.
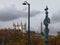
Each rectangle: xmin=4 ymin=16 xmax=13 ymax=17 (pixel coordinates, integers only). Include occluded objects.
xmin=41 ymin=22 xmax=43 ymax=33
xmin=40 ymin=21 xmax=44 ymax=36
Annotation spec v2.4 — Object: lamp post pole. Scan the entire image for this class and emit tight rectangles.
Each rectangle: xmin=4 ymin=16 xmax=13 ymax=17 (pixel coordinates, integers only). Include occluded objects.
xmin=22 ymin=1 xmax=30 ymax=45
xmin=28 ymin=3 xmax=30 ymax=45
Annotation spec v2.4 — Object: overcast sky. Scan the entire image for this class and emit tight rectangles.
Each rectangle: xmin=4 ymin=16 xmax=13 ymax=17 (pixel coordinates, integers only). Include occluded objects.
xmin=0 ymin=0 xmax=60 ymax=35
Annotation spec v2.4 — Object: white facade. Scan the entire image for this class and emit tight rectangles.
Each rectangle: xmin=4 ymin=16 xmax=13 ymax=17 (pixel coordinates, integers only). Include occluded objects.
xmin=13 ymin=22 xmax=26 ymax=33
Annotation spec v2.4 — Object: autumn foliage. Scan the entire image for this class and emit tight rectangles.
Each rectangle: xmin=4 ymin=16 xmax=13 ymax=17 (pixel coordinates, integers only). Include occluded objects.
xmin=0 ymin=29 xmax=60 ymax=45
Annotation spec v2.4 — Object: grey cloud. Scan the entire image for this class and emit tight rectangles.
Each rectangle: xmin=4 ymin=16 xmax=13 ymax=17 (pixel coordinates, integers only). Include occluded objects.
xmin=49 ymin=23 xmax=60 ymax=35
xmin=0 ymin=6 xmax=40 ymax=21
xmin=51 ymin=11 xmax=60 ymax=23
xmin=30 ymin=11 xmax=40 ymax=17
xmin=49 ymin=11 xmax=60 ymax=35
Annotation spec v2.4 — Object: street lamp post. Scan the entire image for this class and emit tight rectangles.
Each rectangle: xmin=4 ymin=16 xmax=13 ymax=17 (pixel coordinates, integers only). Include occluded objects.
xmin=22 ymin=1 xmax=30 ymax=45
xmin=43 ymin=6 xmax=50 ymax=45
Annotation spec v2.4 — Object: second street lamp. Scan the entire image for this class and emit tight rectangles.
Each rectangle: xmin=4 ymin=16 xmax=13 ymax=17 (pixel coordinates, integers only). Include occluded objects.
xmin=43 ymin=6 xmax=50 ymax=45
xmin=22 ymin=1 xmax=30 ymax=45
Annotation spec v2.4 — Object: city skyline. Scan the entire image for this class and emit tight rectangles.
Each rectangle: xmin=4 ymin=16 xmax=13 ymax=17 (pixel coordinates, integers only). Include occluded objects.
xmin=0 ymin=0 xmax=60 ymax=35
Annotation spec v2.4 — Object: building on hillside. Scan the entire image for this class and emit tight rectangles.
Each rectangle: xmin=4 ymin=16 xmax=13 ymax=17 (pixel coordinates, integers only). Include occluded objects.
xmin=57 ymin=32 xmax=60 ymax=35
xmin=13 ymin=21 xmax=26 ymax=33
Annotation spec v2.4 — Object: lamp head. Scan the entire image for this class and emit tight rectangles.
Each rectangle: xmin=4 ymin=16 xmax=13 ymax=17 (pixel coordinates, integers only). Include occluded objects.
xmin=45 ymin=6 xmax=48 ymax=11
xmin=22 ymin=2 xmax=26 ymax=5
xmin=22 ymin=1 xmax=30 ymax=5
